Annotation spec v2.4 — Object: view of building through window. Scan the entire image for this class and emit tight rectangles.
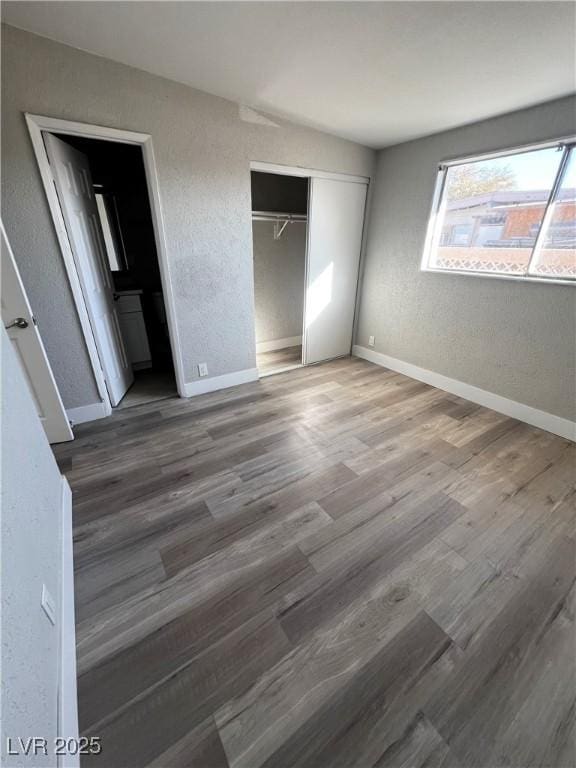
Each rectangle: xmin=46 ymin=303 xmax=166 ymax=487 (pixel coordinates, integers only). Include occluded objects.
xmin=425 ymin=143 xmax=576 ymax=280
xmin=531 ymin=149 xmax=576 ymax=277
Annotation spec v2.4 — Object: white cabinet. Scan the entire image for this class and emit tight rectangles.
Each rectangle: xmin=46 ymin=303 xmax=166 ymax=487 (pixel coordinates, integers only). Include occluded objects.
xmin=116 ymin=290 xmax=152 ymax=370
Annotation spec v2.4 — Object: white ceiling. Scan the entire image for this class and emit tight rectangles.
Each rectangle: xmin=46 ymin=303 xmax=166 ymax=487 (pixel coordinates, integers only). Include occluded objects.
xmin=3 ymin=1 xmax=575 ymax=148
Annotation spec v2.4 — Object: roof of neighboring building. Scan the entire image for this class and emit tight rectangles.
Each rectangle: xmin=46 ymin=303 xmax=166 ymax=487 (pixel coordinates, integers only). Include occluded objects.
xmin=447 ymin=188 xmax=574 ymax=212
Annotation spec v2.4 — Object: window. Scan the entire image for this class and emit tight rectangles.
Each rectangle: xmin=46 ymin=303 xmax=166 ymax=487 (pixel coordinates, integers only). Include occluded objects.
xmin=422 ymin=140 xmax=576 ymax=282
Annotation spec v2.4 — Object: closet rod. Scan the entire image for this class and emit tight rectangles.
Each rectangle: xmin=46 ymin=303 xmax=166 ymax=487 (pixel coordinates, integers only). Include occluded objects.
xmin=251 ymin=210 xmax=307 ymax=222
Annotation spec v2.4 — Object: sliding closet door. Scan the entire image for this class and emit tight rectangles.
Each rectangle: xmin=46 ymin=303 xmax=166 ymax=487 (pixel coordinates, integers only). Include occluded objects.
xmin=304 ymin=177 xmax=367 ymax=364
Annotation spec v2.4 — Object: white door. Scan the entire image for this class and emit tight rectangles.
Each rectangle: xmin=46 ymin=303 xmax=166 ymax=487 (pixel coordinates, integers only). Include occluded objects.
xmin=304 ymin=178 xmax=367 ymax=364
xmin=1 ymin=223 xmax=74 ymax=443
xmin=44 ymin=133 xmax=133 ymax=406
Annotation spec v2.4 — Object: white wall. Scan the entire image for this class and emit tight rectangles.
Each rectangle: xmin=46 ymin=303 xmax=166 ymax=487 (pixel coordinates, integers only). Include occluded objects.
xmin=253 ymin=221 xmax=306 ymax=346
xmin=356 ymin=95 xmax=576 ymax=422
xmin=0 ymin=328 xmax=64 ymax=766
xmin=1 ymin=24 xmax=374 ymax=410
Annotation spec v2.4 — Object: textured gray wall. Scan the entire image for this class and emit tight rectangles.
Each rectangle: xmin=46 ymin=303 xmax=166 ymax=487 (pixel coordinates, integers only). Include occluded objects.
xmin=1 ymin=329 xmax=63 ymax=765
xmin=253 ymin=221 xmax=306 ymax=344
xmin=356 ymin=96 xmax=576 ymax=421
xmin=1 ymin=25 xmax=374 ymax=409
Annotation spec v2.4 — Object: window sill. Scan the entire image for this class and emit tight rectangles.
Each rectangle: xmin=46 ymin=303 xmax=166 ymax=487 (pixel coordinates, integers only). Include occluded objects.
xmin=420 ymin=266 xmax=575 ymax=287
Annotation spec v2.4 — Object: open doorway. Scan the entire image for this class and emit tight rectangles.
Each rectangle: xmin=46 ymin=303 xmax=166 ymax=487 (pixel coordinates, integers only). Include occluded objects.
xmin=26 ymin=114 xmax=184 ymax=420
xmin=52 ymin=134 xmax=177 ymax=409
xmin=251 ymin=171 xmax=308 ymax=376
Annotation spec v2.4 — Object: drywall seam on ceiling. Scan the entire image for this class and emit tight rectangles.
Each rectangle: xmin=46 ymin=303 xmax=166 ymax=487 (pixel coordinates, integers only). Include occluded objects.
xmin=239 ymin=105 xmax=280 ymax=128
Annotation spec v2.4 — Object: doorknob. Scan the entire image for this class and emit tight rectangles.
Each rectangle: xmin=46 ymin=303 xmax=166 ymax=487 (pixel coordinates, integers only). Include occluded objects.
xmin=4 ymin=317 xmax=29 ymax=330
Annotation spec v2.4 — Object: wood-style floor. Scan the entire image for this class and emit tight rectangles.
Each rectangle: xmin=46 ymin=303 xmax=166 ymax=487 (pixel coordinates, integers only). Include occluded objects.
xmin=117 ymin=369 xmax=177 ymax=410
xmin=256 ymin=344 xmax=302 ymax=375
xmin=53 ymin=357 xmax=576 ymax=768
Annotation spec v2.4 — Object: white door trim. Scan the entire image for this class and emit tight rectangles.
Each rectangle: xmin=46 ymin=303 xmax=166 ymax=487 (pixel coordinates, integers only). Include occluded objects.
xmin=25 ymin=113 xmax=186 ymax=407
xmin=58 ymin=477 xmax=79 ymax=768
xmin=250 ymin=160 xmax=369 ymax=185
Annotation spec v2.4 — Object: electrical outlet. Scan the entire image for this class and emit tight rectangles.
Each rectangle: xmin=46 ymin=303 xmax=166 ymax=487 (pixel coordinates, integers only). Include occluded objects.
xmin=198 ymin=362 xmax=208 ymax=377
xmin=41 ymin=584 xmax=56 ymax=626
xmin=368 ymin=335 xmax=375 ymax=347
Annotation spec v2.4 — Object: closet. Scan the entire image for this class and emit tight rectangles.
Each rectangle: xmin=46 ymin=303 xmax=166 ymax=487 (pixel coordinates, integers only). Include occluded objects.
xmin=251 ymin=166 xmax=368 ymax=377
xmin=251 ymin=171 xmax=308 ymax=375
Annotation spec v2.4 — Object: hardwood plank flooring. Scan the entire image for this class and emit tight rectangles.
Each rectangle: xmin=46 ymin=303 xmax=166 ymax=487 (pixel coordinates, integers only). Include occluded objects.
xmin=117 ymin=369 xmax=178 ymax=409
xmin=52 ymin=356 xmax=576 ymax=768
xmin=257 ymin=344 xmax=302 ymax=375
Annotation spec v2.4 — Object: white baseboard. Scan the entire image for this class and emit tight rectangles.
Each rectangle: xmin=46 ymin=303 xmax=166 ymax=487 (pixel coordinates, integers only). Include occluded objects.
xmin=183 ymin=367 xmax=259 ymax=397
xmin=67 ymin=401 xmax=110 ymax=426
xmin=353 ymin=345 xmax=576 ymax=442
xmin=256 ymin=336 xmax=302 ymax=354
xmin=58 ymin=477 xmax=79 ymax=768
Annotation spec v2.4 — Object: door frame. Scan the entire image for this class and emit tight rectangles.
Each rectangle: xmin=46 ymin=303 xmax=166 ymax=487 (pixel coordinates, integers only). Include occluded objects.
xmin=250 ymin=161 xmax=369 ymax=185
xmin=249 ymin=160 xmax=369 ymax=371
xmin=26 ymin=113 xmax=186 ymax=414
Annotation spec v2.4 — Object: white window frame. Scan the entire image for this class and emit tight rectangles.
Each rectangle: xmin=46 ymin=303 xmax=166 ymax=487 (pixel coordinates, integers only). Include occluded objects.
xmin=421 ymin=136 xmax=576 ymax=286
